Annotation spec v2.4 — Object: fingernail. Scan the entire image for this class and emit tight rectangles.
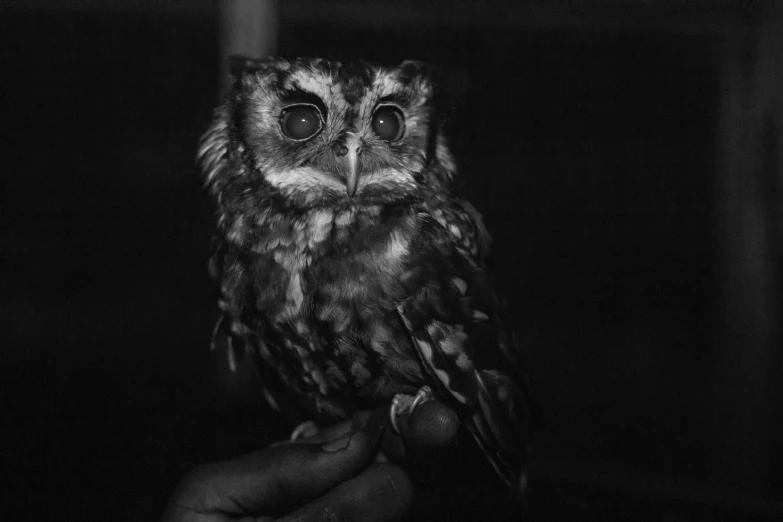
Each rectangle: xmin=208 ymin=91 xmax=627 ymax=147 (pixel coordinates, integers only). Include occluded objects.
xmin=321 ymin=431 xmax=354 ymax=452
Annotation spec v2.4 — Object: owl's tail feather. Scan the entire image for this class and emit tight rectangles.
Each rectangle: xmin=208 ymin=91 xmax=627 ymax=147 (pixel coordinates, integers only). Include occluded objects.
xmin=210 ymin=313 xmax=246 ymax=373
xmin=210 ymin=314 xmax=225 ymax=352
xmin=469 ymin=369 xmax=529 ymax=494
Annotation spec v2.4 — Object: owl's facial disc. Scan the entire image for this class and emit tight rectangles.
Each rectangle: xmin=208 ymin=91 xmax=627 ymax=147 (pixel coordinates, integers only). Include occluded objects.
xmin=233 ymin=58 xmax=445 ymax=208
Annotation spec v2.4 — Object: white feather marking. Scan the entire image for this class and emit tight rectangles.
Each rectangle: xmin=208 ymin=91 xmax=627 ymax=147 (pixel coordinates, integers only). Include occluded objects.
xmin=357 ymin=168 xmax=416 ymax=192
xmin=284 ymin=271 xmax=304 ymax=319
xmin=288 ymin=69 xmax=334 ymax=104
xmin=227 ymin=337 xmax=237 ymax=372
xmin=454 ymin=352 xmax=471 ymax=371
xmin=265 ymin=167 xmax=344 ymax=194
xmin=373 ymin=70 xmax=402 ymax=98
xmin=452 ymin=391 xmax=469 ymax=404
xmin=271 ymin=247 xmax=308 ymax=322
xmin=335 ymin=209 xmax=354 ymax=227
xmin=257 ymin=339 xmax=271 ymax=359
xmin=294 ymin=320 xmax=309 ymax=335
xmin=307 ymin=210 xmax=333 ymax=247
xmin=416 ymin=337 xmax=467 ymax=404
xmin=472 ymin=310 xmax=489 ymax=321
xmin=452 ymin=277 xmax=468 ymax=295
xmin=416 ymin=337 xmax=434 ymax=363
xmin=439 ymin=368 xmax=468 ymax=404
xmin=227 ymin=215 xmax=247 ymax=244
xmin=439 ymin=329 xmax=467 ymax=356
xmin=385 ymin=230 xmax=410 ymax=265
xmin=436 ymin=137 xmax=457 ymax=178
xmin=262 ymin=389 xmax=280 ymax=412
xmin=311 ymin=366 xmax=329 ymax=395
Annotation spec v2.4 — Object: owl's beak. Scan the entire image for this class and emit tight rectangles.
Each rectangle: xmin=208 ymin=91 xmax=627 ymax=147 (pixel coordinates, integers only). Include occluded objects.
xmin=334 ymin=135 xmax=362 ymax=197
xmin=345 ymin=147 xmax=359 ymax=198
xmin=345 ymin=143 xmax=360 ymax=197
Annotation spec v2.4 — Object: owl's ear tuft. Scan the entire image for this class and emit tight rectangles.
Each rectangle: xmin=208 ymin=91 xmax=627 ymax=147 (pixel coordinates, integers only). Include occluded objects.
xmin=397 ymin=60 xmax=446 ymax=103
xmin=227 ymin=55 xmax=287 ymax=78
xmin=396 ymin=60 xmax=431 ymax=86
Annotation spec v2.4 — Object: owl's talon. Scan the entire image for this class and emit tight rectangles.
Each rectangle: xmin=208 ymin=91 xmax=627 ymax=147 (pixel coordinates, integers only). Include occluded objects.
xmin=290 ymin=420 xmax=320 ymax=442
xmin=390 ymin=385 xmax=434 ymax=435
xmin=390 ymin=395 xmax=411 ymax=435
xmin=411 ymin=385 xmax=433 ymax=411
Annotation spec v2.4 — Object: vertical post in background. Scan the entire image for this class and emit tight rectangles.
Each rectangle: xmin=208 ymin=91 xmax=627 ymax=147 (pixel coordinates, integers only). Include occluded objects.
xmin=713 ymin=2 xmax=783 ymax=491
xmin=218 ymin=0 xmax=278 ymax=91
xmin=212 ymin=0 xmax=278 ymax=399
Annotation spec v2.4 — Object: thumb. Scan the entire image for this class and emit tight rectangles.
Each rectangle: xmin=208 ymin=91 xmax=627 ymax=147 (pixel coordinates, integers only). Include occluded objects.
xmin=404 ymin=399 xmax=459 ymax=450
xmin=380 ymin=399 xmax=459 ymax=460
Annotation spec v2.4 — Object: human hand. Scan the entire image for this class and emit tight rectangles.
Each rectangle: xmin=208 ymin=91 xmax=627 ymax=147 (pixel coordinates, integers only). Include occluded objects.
xmin=161 ymin=401 xmax=459 ymax=521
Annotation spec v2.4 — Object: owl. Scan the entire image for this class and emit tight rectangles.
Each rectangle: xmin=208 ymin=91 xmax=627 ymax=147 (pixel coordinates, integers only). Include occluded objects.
xmin=198 ymin=56 xmax=531 ymax=493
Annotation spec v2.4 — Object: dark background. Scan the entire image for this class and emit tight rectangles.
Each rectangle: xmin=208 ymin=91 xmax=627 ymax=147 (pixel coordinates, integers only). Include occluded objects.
xmin=2 ymin=1 xmax=782 ymax=520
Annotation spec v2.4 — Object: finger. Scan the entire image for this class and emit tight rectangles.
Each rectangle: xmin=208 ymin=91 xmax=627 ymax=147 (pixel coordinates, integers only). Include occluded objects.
xmin=174 ymin=411 xmax=388 ymax=517
xmin=277 ymin=463 xmax=413 ymax=522
xmin=297 ymin=418 xmax=353 ymax=445
xmin=297 ymin=404 xmax=395 ymax=445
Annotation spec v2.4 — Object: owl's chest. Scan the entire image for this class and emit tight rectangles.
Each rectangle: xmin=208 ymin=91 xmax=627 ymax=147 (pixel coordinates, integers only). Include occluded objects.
xmin=245 ymin=206 xmax=423 ymax=405
xmin=267 ymin=237 xmax=409 ymax=364
xmin=259 ymin=209 xmax=412 ymax=325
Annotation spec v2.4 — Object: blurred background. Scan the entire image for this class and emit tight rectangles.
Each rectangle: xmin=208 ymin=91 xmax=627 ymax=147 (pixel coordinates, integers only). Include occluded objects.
xmin=2 ymin=0 xmax=782 ymax=520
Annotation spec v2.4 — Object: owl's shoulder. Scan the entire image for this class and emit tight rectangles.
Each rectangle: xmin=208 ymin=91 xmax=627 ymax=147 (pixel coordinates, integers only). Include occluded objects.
xmin=415 ymin=191 xmax=492 ymax=263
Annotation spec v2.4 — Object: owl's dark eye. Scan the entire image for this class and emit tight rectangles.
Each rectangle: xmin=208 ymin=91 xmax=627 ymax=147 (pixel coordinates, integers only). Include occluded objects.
xmin=371 ymin=106 xmax=405 ymax=142
xmin=280 ymin=105 xmax=323 ymax=141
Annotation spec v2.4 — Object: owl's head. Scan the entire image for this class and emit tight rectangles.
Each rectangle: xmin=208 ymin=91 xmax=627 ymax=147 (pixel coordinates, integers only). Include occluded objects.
xmin=199 ymin=57 xmax=457 ymax=210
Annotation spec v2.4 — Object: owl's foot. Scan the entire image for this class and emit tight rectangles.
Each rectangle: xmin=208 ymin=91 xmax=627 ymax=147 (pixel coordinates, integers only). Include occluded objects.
xmin=289 ymin=420 xmax=320 ymax=442
xmin=390 ymin=385 xmax=434 ymax=435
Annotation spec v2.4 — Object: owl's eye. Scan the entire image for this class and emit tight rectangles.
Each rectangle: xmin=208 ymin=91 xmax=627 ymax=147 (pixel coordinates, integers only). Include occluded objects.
xmin=371 ymin=106 xmax=405 ymax=142
xmin=280 ymin=105 xmax=323 ymax=141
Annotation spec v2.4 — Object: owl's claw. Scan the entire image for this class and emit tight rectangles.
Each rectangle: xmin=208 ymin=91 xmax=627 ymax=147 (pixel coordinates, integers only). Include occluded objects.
xmin=290 ymin=420 xmax=320 ymax=442
xmin=390 ymin=385 xmax=434 ymax=435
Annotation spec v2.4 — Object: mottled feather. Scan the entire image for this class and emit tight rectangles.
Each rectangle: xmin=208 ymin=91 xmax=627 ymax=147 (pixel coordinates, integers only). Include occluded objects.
xmin=198 ymin=56 xmax=530 ymax=493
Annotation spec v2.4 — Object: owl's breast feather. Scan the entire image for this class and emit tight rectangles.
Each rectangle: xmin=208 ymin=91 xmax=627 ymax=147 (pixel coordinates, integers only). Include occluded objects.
xmin=242 ymin=203 xmax=426 ymax=407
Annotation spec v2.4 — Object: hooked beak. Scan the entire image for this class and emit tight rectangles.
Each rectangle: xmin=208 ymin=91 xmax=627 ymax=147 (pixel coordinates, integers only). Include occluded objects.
xmin=346 ymin=145 xmax=359 ymax=197
xmin=342 ymin=135 xmax=362 ymax=197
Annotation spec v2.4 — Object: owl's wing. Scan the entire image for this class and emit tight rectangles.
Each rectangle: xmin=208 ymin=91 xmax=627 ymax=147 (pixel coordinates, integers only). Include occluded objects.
xmin=208 ymin=234 xmax=318 ymax=428
xmin=396 ymin=209 xmax=531 ymax=493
